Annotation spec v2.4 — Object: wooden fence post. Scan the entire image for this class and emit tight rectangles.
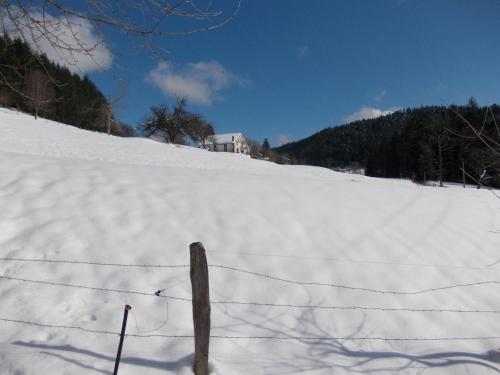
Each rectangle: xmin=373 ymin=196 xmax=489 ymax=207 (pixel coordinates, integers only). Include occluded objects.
xmin=190 ymin=242 xmax=211 ymax=375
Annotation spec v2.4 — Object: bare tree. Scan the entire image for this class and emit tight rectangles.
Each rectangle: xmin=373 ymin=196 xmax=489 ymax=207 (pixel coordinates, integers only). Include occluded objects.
xmin=246 ymin=138 xmax=262 ymax=158
xmin=0 ymin=1 xmax=241 ymax=105
xmin=184 ymin=114 xmax=215 ymax=148
xmin=449 ymin=105 xmax=500 ymax=195
xmin=168 ymin=98 xmax=189 ymax=144
xmin=0 ymin=1 xmax=241 ymax=68
xmin=451 ymin=106 xmax=500 ymax=157
xmin=428 ymin=115 xmax=450 ymax=188
xmin=0 ymin=87 xmax=10 ymax=106
xmin=103 ymin=79 xmax=127 ymax=135
xmin=141 ymin=99 xmax=191 ymax=144
xmin=23 ymin=69 xmax=56 ymax=118
xmin=142 ymin=103 xmax=170 ymax=140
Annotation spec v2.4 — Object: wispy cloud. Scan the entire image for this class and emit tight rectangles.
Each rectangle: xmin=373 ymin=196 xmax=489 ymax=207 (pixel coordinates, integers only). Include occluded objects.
xmin=373 ymin=89 xmax=387 ymax=103
xmin=1 ymin=8 xmax=112 ymax=74
xmin=276 ymin=134 xmax=293 ymax=146
xmin=435 ymin=83 xmax=447 ymax=93
xmin=147 ymin=60 xmax=243 ymax=106
xmin=344 ymin=106 xmax=399 ymax=123
xmin=298 ymin=45 xmax=310 ymax=58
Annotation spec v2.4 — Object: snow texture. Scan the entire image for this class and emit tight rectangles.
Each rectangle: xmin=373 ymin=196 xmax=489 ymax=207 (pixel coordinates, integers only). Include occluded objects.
xmin=1 ymin=108 xmax=500 ymax=374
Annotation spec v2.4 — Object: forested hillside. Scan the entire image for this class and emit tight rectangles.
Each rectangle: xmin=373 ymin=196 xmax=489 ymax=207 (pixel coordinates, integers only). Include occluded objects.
xmin=276 ymin=101 xmax=500 ymax=187
xmin=0 ymin=34 xmax=133 ymax=136
xmin=276 ymin=112 xmax=405 ymax=168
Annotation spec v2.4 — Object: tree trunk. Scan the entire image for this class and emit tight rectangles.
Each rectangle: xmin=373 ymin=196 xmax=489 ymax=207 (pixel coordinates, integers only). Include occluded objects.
xmin=462 ymin=160 xmax=466 ymax=188
xmin=107 ymin=103 xmax=111 ymax=135
xmin=438 ymin=138 xmax=443 ymax=187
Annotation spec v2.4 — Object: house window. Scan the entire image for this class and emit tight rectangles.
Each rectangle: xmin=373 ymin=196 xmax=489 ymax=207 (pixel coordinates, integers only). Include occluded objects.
xmin=224 ymin=144 xmax=227 ymax=152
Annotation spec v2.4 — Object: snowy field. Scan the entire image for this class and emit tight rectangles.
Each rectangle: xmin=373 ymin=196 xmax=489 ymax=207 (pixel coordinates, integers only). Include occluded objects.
xmin=1 ymin=107 xmax=500 ymax=374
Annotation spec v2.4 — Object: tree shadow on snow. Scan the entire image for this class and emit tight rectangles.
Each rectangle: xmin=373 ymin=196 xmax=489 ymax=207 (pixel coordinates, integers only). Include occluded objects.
xmin=11 ymin=303 xmax=500 ymax=374
xmin=212 ymin=302 xmax=500 ymax=374
xmin=12 ymin=340 xmax=193 ymax=374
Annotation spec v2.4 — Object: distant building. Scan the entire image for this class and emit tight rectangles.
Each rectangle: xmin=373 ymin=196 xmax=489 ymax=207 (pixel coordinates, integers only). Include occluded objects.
xmin=206 ymin=133 xmax=250 ymax=154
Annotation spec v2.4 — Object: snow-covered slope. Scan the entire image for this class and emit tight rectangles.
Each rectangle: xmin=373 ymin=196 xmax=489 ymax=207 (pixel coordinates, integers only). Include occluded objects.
xmin=1 ymin=108 xmax=500 ymax=374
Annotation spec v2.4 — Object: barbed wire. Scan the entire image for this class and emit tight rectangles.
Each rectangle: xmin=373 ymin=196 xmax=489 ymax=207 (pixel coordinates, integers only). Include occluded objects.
xmin=3 ymin=255 xmax=500 ymax=272
xmin=208 ymin=264 xmax=500 ymax=295
xmin=3 ymin=257 xmax=500 ymax=295
xmin=209 ymin=300 xmax=500 ymax=314
xmin=0 ymin=275 xmax=189 ymax=302
xmin=2 ymin=274 xmax=500 ymax=314
xmin=0 ymin=257 xmax=189 ymax=268
xmin=2 ymin=317 xmax=500 ymax=342
xmin=0 ymin=317 xmax=122 ymax=336
xmin=207 ymin=250 xmax=500 ymax=271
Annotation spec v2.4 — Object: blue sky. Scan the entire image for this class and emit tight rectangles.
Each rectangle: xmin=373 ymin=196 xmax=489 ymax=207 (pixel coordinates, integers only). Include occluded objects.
xmin=85 ymin=0 xmax=500 ymax=146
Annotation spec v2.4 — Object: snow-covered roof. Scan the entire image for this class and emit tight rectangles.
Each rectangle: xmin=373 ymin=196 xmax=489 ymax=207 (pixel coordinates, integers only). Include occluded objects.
xmin=209 ymin=133 xmax=244 ymax=144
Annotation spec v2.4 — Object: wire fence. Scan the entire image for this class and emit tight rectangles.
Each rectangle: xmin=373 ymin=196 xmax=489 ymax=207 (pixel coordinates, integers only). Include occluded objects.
xmin=0 ymin=257 xmax=190 ymax=268
xmin=209 ymin=264 xmax=500 ymax=295
xmin=2 ymin=254 xmax=500 ymax=343
xmin=3 ymin=256 xmax=500 ymax=295
xmin=3 ymin=253 xmax=500 ymax=271
xmin=2 ymin=317 xmax=500 ymax=342
xmin=2 ymin=273 xmax=500 ymax=314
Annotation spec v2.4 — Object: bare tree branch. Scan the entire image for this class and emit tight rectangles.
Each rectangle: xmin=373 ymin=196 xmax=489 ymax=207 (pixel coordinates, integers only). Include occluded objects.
xmin=449 ymin=106 xmax=500 ymax=155
xmin=489 ymin=107 xmax=500 ymax=139
xmin=0 ymin=0 xmax=241 ymax=105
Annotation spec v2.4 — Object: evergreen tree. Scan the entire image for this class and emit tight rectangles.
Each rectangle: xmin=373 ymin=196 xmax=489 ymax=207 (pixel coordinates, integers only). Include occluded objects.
xmin=275 ymin=102 xmax=500 ymax=188
xmin=0 ymin=33 xmax=133 ymax=136
xmin=261 ymin=138 xmax=270 ymax=157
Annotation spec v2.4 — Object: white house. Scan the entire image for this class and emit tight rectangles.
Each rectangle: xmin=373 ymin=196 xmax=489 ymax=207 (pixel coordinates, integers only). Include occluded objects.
xmin=206 ymin=133 xmax=250 ymax=154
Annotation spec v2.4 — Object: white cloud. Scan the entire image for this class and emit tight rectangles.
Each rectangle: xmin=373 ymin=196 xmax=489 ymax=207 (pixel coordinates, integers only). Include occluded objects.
xmin=147 ymin=60 xmax=242 ymax=106
xmin=276 ymin=134 xmax=293 ymax=146
xmin=344 ymin=106 xmax=399 ymax=123
xmin=1 ymin=8 xmax=112 ymax=74
xmin=373 ymin=89 xmax=387 ymax=103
